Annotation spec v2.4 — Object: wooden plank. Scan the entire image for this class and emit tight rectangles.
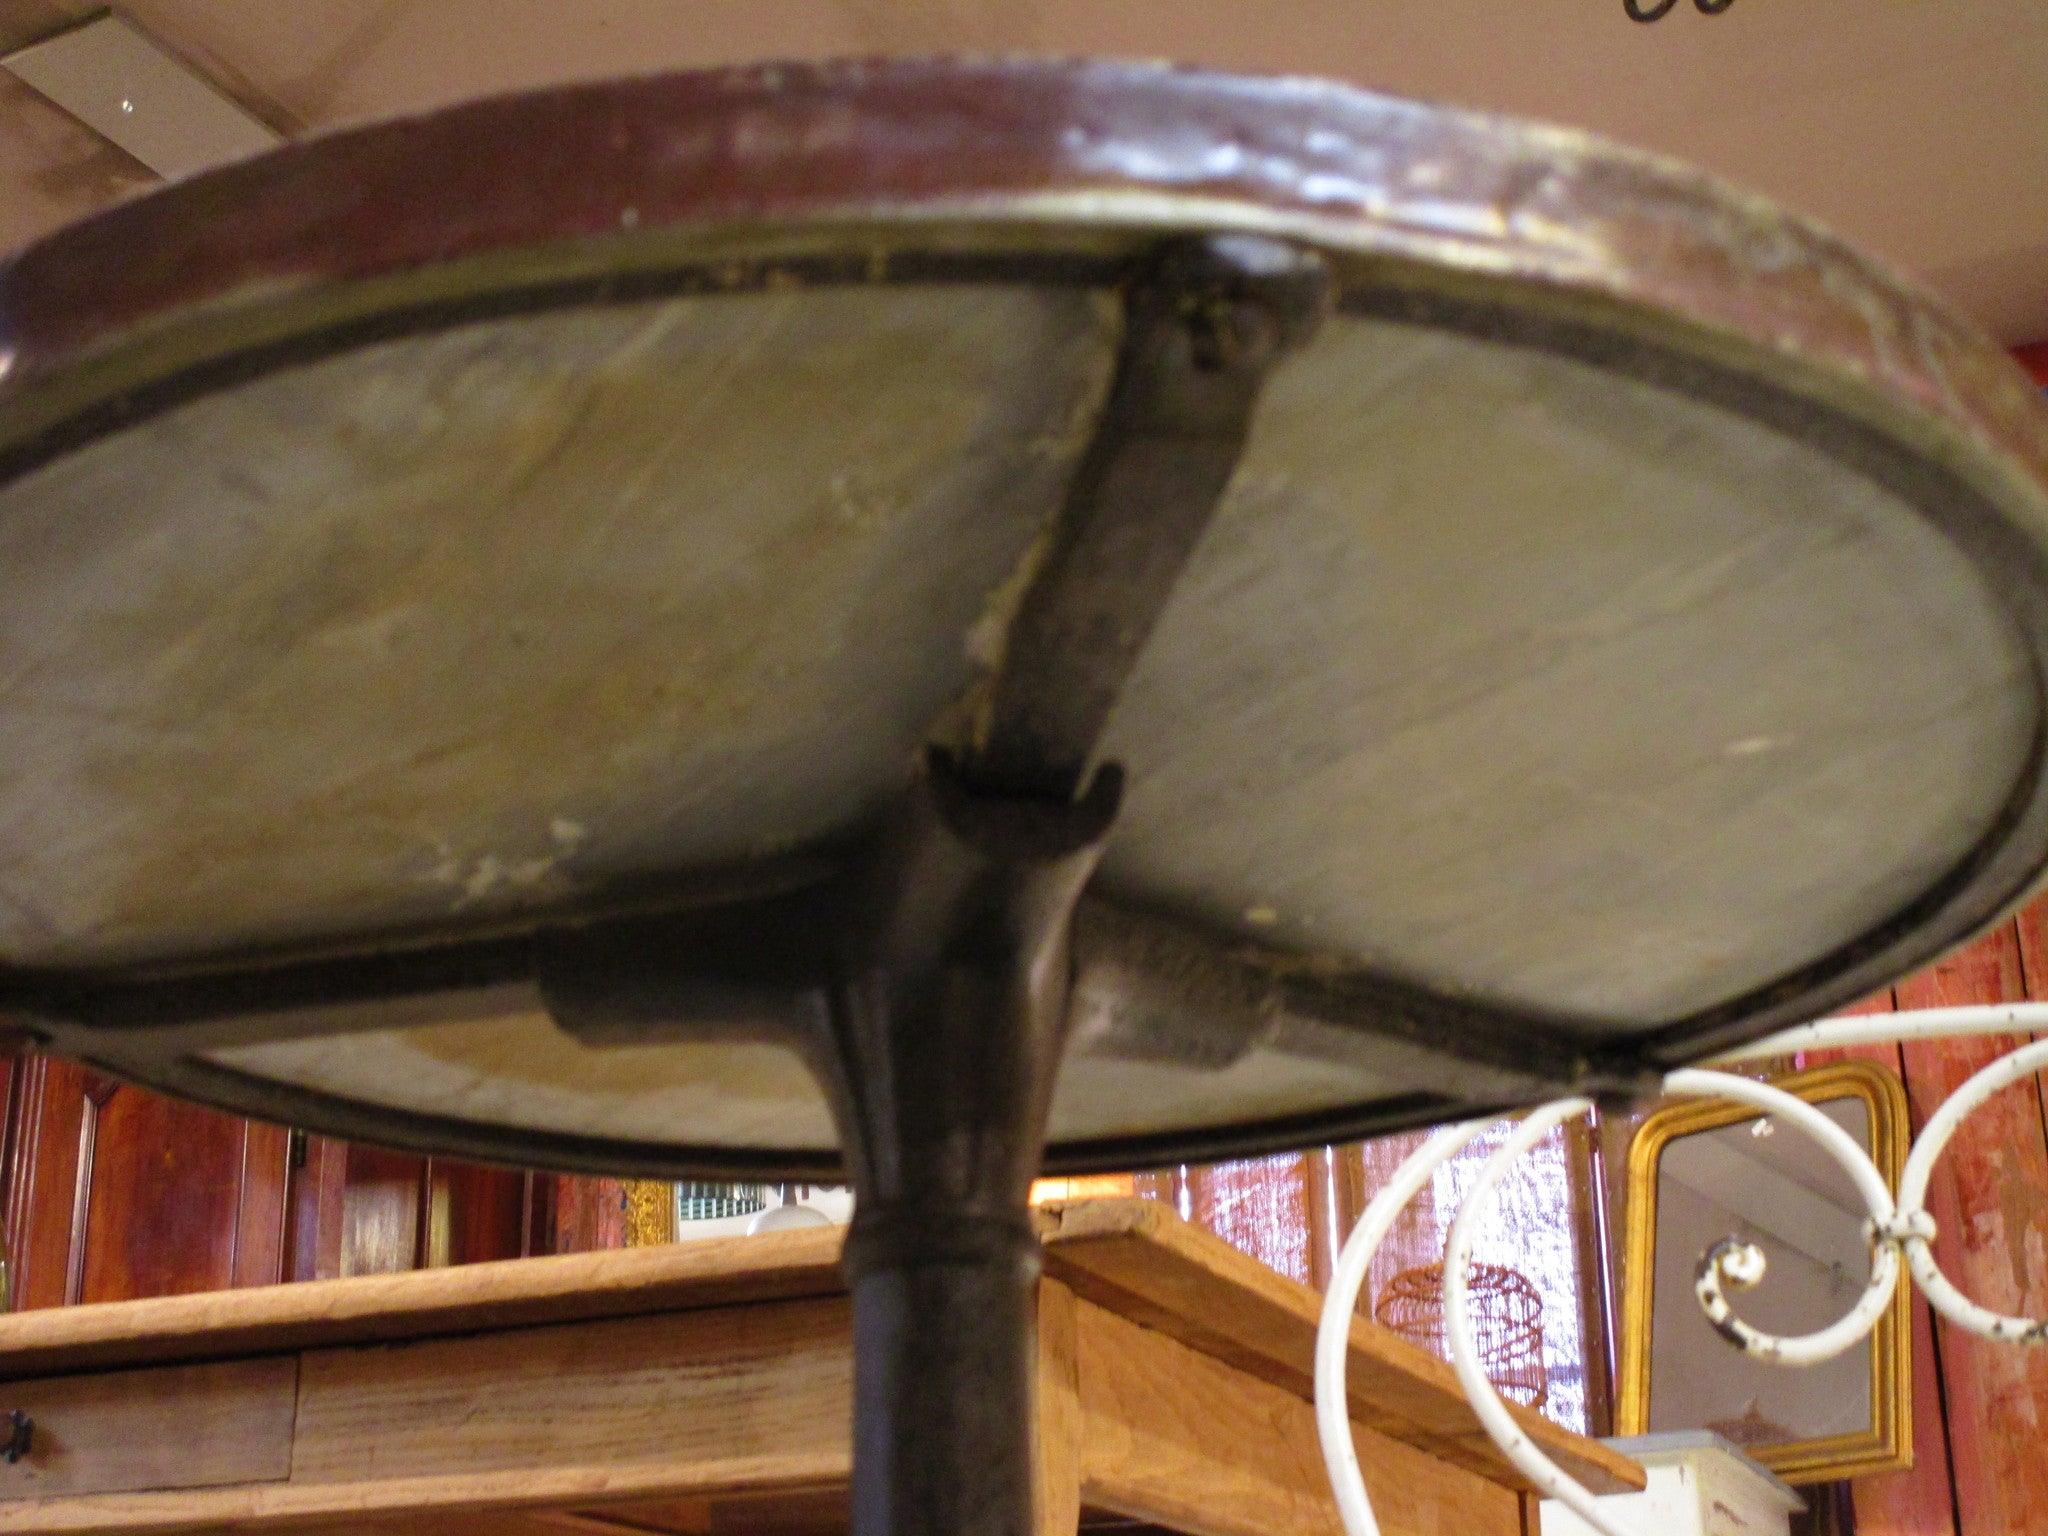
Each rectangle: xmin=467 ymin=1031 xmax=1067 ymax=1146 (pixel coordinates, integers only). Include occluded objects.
xmin=291 ymin=1296 xmax=851 ymax=1487
xmin=0 ymin=1225 xmax=845 ymax=1380
xmin=1035 ymin=1280 xmax=1082 ymax=1536
xmin=540 ymin=1517 xmax=699 ymax=1536
xmin=0 ymin=1198 xmax=1632 ymax=1497
xmin=572 ymin=1488 xmax=851 ymax=1534
xmin=1038 ymin=1199 xmax=1641 ymax=1496
xmin=1073 ymin=1296 xmax=1520 ymax=1536
xmin=0 ymin=1193 xmax=1634 ymax=1523
xmin=1897 ymin=923 xmax=2048 ymax=1536
xmin=631 ymin=1487 xmax=849 ymax=1534
xmin=0 ymin=1463 xmax=849 ymax=1535
xmin=552 ymin=1502 xmax=715 ymax=1534
xmin=288 ymin=1515 xmax=594 ymax=1536
xmin=282 ymin=1502 xmax=824 ymax=1536
xmin=0 ymin=1356 xmax=295 ymax=1502
xmin=0 ymin=1302 xmax=849 ymax=1531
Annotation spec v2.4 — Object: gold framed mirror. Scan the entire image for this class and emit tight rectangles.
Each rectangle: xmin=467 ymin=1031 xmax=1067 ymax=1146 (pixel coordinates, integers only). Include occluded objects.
xmin=1617 ymin=1059 xmax=1911 ymax=1484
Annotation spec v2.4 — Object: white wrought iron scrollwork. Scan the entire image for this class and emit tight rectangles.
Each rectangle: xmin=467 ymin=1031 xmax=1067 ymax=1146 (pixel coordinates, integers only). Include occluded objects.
xmin=1314 ymin=1005 xmax=2048 ymax=1536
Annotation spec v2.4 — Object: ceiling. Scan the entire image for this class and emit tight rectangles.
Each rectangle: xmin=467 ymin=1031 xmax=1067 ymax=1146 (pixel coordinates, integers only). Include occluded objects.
xmin=0 ymin=0 xmax=2045 ymax=344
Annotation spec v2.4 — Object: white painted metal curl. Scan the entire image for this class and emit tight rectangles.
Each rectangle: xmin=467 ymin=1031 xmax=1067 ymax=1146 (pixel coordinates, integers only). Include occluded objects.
xmin=1442 ymin=1098 xmax=1636 ymax=1536
xmin=1315 ymin=1118 xmax=1490 ymax=1536
xmin=1718 ymin=1008 xmax=2048 ymax=1347
xmin=1710 ymin=1003 xmax=2048 ymax=1063
xmin=1314 ymin=1005 xmax=2048 ymax=1536
xmin=1897 ymin=1036 xmax=2048 ymax=1345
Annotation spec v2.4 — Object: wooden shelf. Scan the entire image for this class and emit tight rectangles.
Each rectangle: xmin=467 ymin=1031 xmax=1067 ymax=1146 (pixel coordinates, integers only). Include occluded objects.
xmin=0 ymin=1199 xmax=1639 ymax=1535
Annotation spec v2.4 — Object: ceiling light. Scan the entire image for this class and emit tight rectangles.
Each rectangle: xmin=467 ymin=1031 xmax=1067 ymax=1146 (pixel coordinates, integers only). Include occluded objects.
xmin=0 ymin=11 xmax=279 ymax=181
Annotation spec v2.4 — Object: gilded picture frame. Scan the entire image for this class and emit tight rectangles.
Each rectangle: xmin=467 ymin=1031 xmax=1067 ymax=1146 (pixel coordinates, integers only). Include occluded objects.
xmin=1616 ymin=1059 xmax=1912 ymax=1484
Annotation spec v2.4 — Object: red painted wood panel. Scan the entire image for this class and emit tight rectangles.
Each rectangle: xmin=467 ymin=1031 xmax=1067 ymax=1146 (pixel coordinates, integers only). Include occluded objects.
xmin=523 ymin=1168 xmax=562 ymax=1257
xmin=230 ymin=1123 xmax=292 ymax=1290
xmin=1 ymin=1057 xmax=85 ymax=1310
xmin=431 ymin=1161 xmax=530 ymax=1265
xmin=547 ymin=1174 xmax=627 ymax=1254
xmin=0 ymin=1061 xmax=575 ymax=1301
xmin=1896 ymin=920 xmax=2048 ymax=1535
xmin=74 ymin=1086 xmax=254 ymax=1304
xmin=1566 ymin=1115 xmax=1615 ymax=1439
xmin=284 ymin=1133 xmax=349 ymax=1282
xmin=1877 ymin=1275 xmax=1962 ymax=1536
xmin=0 ymin=1067 xmax=294 ymax=1307
xmin=1303 ymin=1147 xmax=1344 ymax=1293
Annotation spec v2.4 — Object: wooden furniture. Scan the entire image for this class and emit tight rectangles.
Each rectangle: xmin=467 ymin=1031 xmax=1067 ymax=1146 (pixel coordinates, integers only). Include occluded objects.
xmin=0 ymin=1199 xmax=1640 ymax=1535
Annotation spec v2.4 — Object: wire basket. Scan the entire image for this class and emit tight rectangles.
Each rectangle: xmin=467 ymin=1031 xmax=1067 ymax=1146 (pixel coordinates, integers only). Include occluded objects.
xmin=1373 ymin=1261 xmax=1549 ymax=1410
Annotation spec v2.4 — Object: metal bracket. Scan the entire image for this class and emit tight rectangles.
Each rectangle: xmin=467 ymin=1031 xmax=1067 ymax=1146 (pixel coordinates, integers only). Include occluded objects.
xmin=966 ymin=234 xmax=1330 ymax=801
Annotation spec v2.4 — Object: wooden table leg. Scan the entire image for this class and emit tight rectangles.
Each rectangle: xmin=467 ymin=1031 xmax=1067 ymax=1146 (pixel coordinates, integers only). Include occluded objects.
xmin=1035 ymin=1281 xmax=1082 ymax=1536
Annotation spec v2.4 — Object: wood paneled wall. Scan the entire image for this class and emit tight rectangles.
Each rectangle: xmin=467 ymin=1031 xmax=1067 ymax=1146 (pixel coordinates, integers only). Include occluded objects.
xmin=0 ymin=1067 xmax=630 ymax=1306
xmin=0 ymin=1058 xmax=300 ymax=1308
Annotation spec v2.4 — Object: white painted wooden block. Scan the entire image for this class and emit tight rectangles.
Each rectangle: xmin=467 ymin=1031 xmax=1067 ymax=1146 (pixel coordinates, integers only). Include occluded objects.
xmin=1540 ymin=1433 xmax=1802 ymax=1536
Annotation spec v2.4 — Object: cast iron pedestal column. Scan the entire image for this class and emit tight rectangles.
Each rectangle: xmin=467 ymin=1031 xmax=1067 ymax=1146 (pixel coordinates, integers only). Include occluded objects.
xmin=828 ymin=757 xmax=1120 ymax=1536
xmin=820 ymin=234 xmax=1332 ymax=1536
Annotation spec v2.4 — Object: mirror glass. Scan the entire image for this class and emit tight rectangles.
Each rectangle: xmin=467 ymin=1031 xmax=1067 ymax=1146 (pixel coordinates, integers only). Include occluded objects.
xmin=1648 ymin=1095 xmax=1871 ymax=1447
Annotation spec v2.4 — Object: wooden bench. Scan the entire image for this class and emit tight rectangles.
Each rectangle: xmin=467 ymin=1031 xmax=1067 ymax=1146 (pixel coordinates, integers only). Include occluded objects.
xmin=0 ymin=1198 xmax=1641 ymax=1535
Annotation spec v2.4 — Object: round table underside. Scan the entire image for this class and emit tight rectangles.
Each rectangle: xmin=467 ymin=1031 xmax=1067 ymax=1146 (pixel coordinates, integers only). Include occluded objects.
xmin=3 ymin=59 xmax=2048 ymax=1176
